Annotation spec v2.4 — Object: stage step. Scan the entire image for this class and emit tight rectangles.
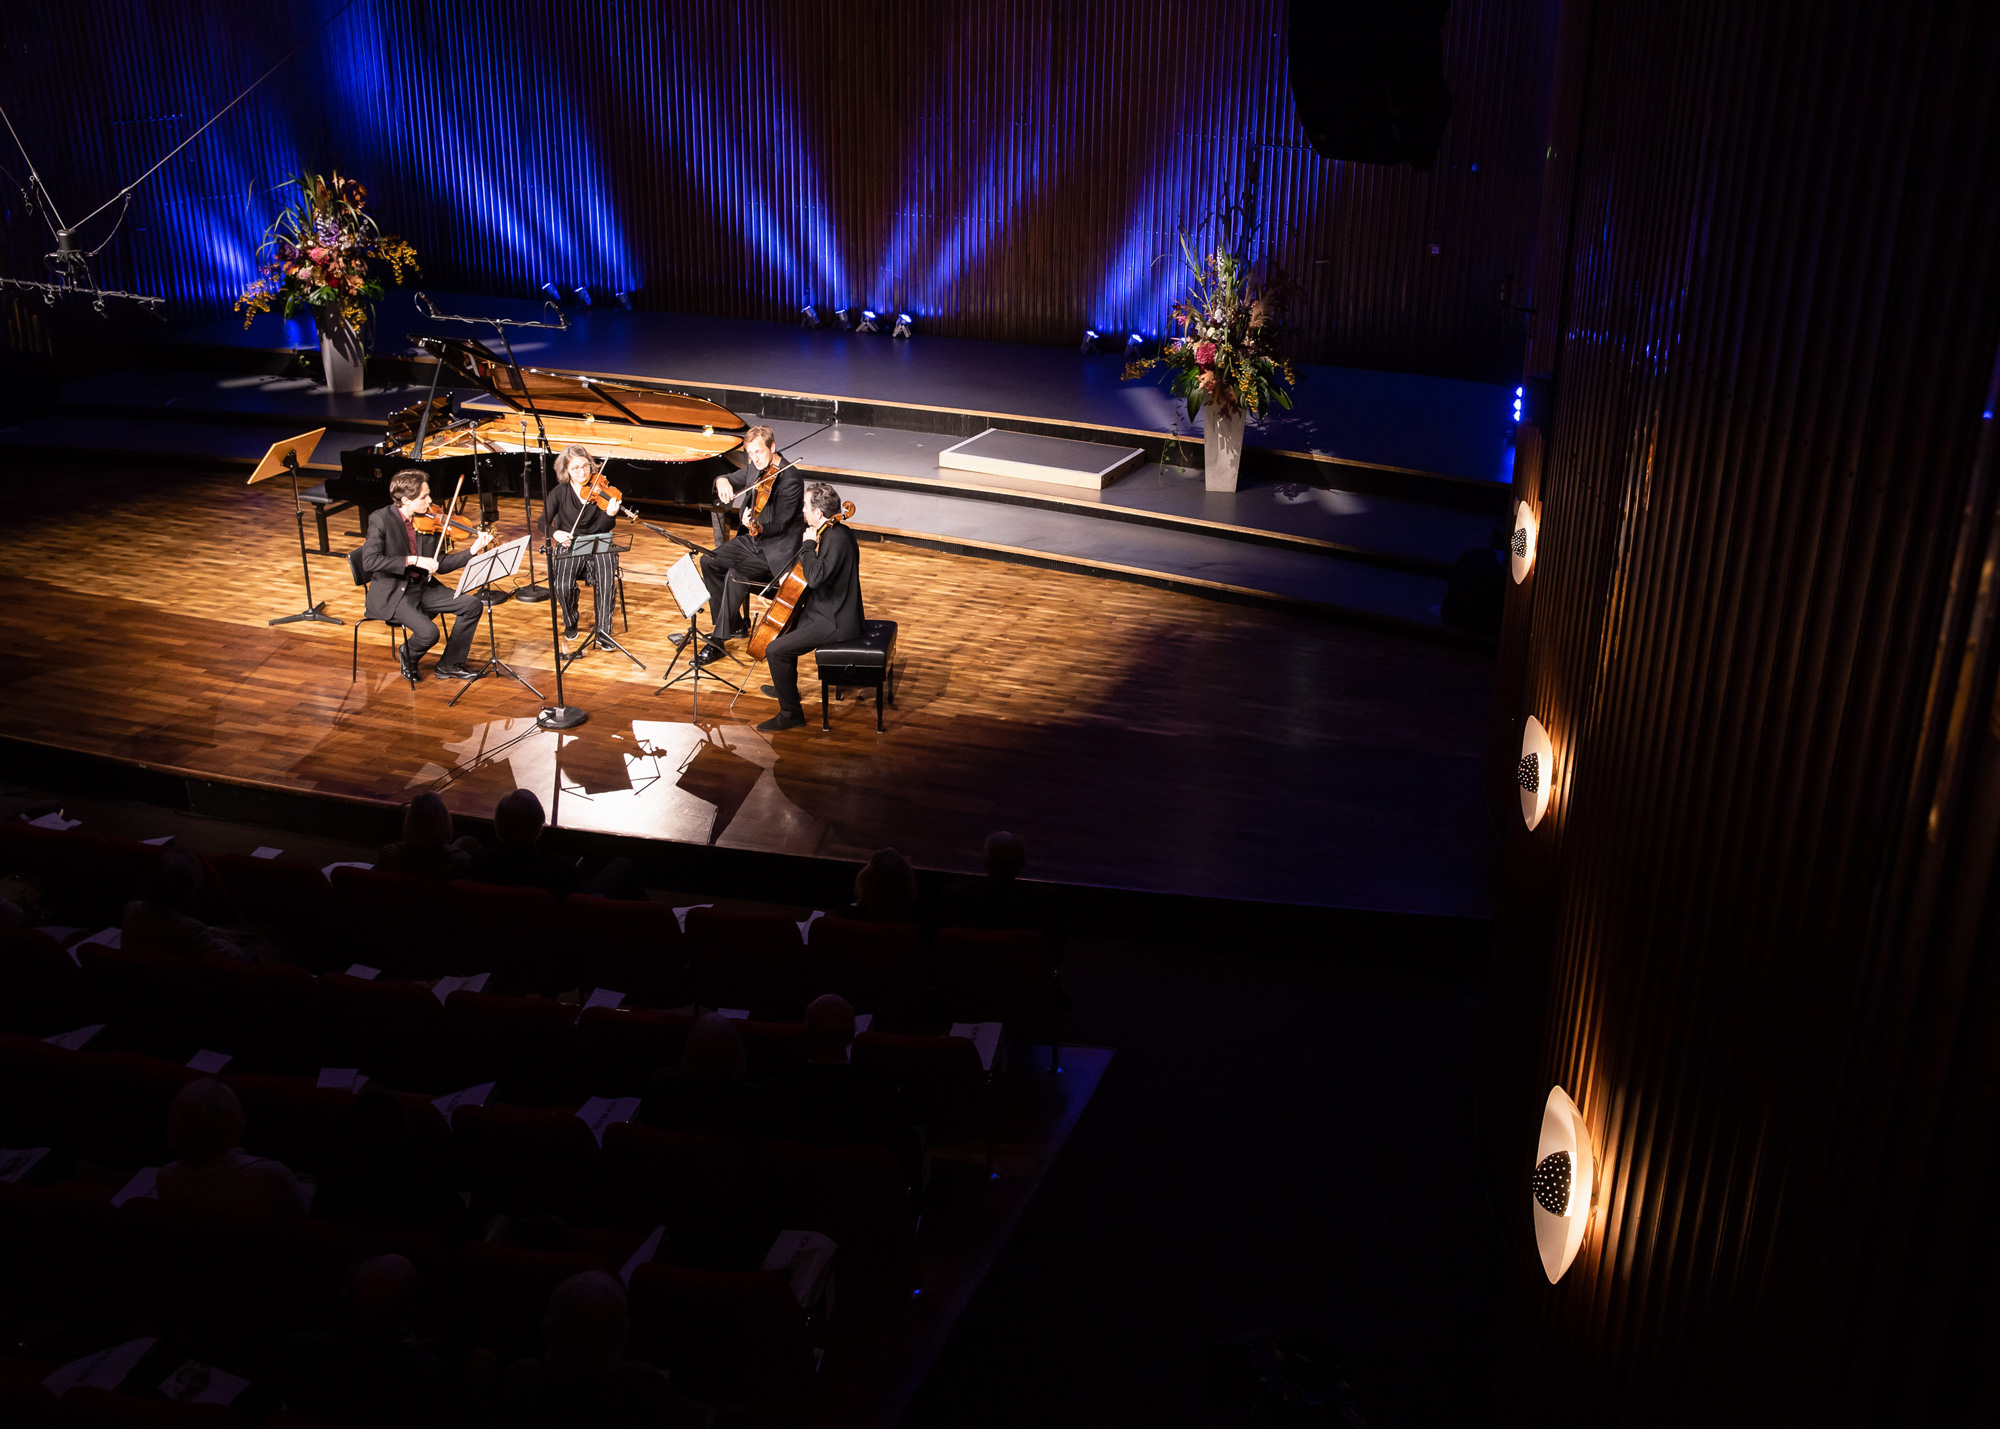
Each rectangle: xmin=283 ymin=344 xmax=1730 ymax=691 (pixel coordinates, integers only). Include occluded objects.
xmin=937 ymin=427 xmax=1143 ymax=490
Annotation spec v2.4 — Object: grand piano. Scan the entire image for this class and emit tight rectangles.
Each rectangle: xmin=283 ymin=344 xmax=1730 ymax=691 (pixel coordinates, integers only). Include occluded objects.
xmin=330 ymin=336 xmax=749 ymax=535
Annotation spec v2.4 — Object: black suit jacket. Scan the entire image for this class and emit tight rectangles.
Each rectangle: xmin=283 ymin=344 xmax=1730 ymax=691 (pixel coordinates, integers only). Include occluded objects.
xmin=359 ymin=505 xmax=472 ymax=623
xmin=796 ymin=522 xmax=865 ymax=642
xmin=740 ymin=457 xmax=805 ymax=571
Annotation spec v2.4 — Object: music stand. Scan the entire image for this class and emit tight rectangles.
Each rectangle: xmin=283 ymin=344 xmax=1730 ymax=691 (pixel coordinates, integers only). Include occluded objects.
xmin=448 ymin=534 xmax=541 ymax=707
xmin=557 ymin=530 xmax=644 ymax=672
xmin=654 ymin=552 xmax=741 ymax=715
xmin=250 ymin=429 xmax=343 ymax=627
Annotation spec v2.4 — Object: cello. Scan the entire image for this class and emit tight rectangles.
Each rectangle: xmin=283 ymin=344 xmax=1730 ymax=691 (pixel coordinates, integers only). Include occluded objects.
xmin=747 ymin=499 xmax=856 ymax=660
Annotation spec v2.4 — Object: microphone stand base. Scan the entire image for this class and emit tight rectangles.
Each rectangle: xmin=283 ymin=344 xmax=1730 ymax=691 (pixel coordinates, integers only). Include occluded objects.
xmin=537 ymin=704 xmax=588 ymax=730
xmin=270 ymin=603 xmax=343 ymax=627
xmin=513 ymin=583 xmax=552 ymax=603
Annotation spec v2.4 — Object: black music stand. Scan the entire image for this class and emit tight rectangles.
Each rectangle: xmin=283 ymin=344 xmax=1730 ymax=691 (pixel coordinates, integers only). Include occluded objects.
xmin=654 ymin=552 xmax=742 ymax=715
xmin=447 ymin=534 xmax=541 ymax=707
xmin=554 ymin=529 xmax=643 ymax=672
xmin=251 ymin=429 xmax=343 ymax=627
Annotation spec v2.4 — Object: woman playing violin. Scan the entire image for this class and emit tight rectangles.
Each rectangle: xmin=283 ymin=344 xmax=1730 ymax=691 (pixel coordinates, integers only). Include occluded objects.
xmin=358 ymin=470 xmax=494 ymax=682
xmin=544 ymin=443 xmax=622 ymax=647
xmin=695 ymin=425 xmax=804 ymax=666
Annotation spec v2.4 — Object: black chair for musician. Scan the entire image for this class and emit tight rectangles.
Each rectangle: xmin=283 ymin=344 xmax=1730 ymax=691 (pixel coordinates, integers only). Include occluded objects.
xmin=346 ymin=549 xmax=418 ymax=689
xmin=814 ymin=620 xmax=899 ymax=731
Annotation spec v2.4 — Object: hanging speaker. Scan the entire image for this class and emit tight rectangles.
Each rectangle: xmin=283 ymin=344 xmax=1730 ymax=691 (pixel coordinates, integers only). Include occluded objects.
xmin=1287 ymin=1 xmax=1454 ymax=170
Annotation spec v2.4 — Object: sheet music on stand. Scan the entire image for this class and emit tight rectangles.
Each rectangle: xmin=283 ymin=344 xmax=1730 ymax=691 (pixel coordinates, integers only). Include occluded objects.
xmin=666 ymin=554 xmax=709 ymax=620
xmin=454 ymin=535 xmax=529 ymax=596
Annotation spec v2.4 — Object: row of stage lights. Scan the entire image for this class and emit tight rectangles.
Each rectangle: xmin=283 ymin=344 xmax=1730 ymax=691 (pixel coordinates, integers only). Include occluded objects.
xmin=539 ymin=282 xmax=632 ymax=310
xmin=798 ymin=303 xmax=913 ymax=338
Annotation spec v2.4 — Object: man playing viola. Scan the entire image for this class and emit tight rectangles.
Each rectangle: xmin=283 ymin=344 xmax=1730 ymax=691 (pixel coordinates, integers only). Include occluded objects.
xmin=695 ymin=425 xmax=803 ymax=666
xmin=359 ymin=470 xmax=494 ymax=682
xmin=756 ymin=481 xmax=864 ymax=733
xmin=544 ymin=443 xmax=622 ymax=648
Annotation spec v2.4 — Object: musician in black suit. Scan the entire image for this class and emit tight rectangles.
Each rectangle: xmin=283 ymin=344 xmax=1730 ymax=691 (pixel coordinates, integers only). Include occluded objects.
xmin=359 ymin=470 xmax=493 ymax=682
xmin=756 ymin=481 xmax=863 ymax=734
xmin=695 ymin=426 xmax=803 ymax=665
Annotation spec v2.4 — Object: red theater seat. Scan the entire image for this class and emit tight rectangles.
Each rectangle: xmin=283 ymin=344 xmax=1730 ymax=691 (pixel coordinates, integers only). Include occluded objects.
xmin=0 ymin=928 xmax=84 ymax=1036
xmin=933 ymin=927 xmax=1061 ymax=1063
xmin=455 ymin=1239 xmax=621 ymax=1365
xmin=563 ymin=893 xmax=689 ymax=1006
xmin=602 ymin=1120 xmax=743 ymax=1230
xmin=440 ymin=990 xmax=580 ymax=1101
xmin=445 ymin=881 xmax=565 ymax=996
xmin=574 ymin=1006 xmax=694 ymax=1098
xmin=329 ymin=866 xmax=444 ymax=980
xmin=627 ymin=1262 xmax=817 ymax=1407
xmin=311 ymin=974 xmax=444 ymax=1089
xmin=210 ymin=853 xmax=336 ymax=970
xmin=756 ymin=1138 xmax=916 ymax=1285
xmin=685 ymin=907 xmax=805 ymax=1020
xmin=806 ymin=915 xmax=924 ymax=1024
xmin=77 ymin=943 xmax=202 ymax=1060
xmin=190 ymin=957 xmax=318 ymax=1074
xmin=452 ymin=1103 xmax=607 ymax=1221
xmin=854 ymin=1029 xmax=993 ymax=1170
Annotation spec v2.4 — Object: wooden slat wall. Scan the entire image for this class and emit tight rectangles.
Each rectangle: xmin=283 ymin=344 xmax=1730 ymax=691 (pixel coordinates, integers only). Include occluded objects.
xmin=0 ymin=0 xmax=1557 ymax=380
xmin=1485 ymin=0 xmax=2000 ymax=1420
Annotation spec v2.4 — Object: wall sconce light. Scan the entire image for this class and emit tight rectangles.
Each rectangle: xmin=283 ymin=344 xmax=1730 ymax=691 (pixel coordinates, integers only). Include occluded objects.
xmin=1510 ymin=500 xmax=1538 ymax=583
xmin=1533 ymin=1085 xmax=1596 ymax=1282
xmin=1518 ymin=716 xmax=1553 ymax=830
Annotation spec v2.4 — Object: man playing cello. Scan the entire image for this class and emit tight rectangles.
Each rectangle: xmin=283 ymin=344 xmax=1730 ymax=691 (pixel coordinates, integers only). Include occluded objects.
xmin=755 ymin=481 xmax=864 ymax=734
xmin=695 ymin=425 xmax=802 ymax=665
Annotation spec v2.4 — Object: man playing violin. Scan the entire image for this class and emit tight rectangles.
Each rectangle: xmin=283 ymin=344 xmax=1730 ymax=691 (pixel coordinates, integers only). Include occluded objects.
xmin=756 ymin=480 xmax=864 ymax=734
xmin=359 ymin=470 xmax=494 ymax=682
xmin=544 ymin=443 xmax=622 ymax=648
xmin=695 ymin=425 xmax=803 ymax=666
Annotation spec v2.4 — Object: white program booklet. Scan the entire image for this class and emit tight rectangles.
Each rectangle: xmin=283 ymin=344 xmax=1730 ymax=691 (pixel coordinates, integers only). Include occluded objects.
xmin=43 ymin=1024 xmax=104 ymax=1051
xmin=432 ymin=1082 xmax=497 ymax=1120
xmin=317 ymin=1068 xmax=370 ymax=1093
xmin=431 ymin=972 xmax=491 ymax=1003
xmin=111 ymin=1166 xmax=159 ymax=1208
xmin=762 ymin=1229 xmax=838 ymax=1306
xmin=0 ymin=1147 xmax=50 ymax=1183
xmin=576 ymin=1096 xmax=641 ymax=1146
xmin=42 ymin=1338 xmax=157 ymax=1397
xmin=949 ymin=1021 xmax=1004 ymax=1072
xmin=583 ymin=988 xmax=626 ymax=1011
xmin=186 ymin=1050 xmax=232 ymax=1074
xmin=159 ymin=1359 xmax=251 ymax=1405
xmin=620 ymin=1225 xmax=666 ymax=1285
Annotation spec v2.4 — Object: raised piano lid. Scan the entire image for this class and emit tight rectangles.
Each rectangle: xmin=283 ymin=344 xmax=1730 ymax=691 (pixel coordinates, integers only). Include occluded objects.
xmin=518 ymin=368 xmax=746 ymax=430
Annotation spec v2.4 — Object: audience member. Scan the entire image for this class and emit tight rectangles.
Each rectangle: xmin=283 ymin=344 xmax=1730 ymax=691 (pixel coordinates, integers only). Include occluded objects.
xmin=842 ymin=846 xmax=919 ymax=923
xmin=928 ymin=829 xmax=1066 ymax=961
xmin=761 ymin=994 xmax=921 ymax=1187
xmin=157 ymin=1077 xmax=308 ymax=1228
xmin=122 ymin=849 xmax=243 ymax=960
xmin=282 ymin=1253 xmax=458 ymax=1425
xmin=313 ymin=1087 xmax=471 ymax=1246
xmin=639 ymin=1012 xmax=758 ymax=1135
xmin=497 ymin=1271 xmax=706 ymax=1429
xmin=376 ymin=792 xmax=478 ymax=881
xmin=465 ymin=790 xmax=644 ymax=899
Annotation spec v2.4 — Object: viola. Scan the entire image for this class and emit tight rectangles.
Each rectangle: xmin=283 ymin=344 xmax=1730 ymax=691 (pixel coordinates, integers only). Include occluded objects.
xmin=747 ymin=500 xmax=855 ymax=660
xmin=410 ymin=502 xmax=491 ymax=543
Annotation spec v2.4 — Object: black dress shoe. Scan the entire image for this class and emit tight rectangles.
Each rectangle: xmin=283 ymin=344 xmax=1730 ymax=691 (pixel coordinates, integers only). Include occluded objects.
xmin=399 ymin=657 xmax=425 ymax=683
xmin=433 ymin=663 xmax=480 ymax=680
xmin=692 ymin=642 xmax=729 ymax=668
xmin=760 ymin=684 xmax=779 ymax=698
xmin=562 ymin=623 xmax=579 ymax=640
xmin=756 ymin=709 xmax=808 ymax=733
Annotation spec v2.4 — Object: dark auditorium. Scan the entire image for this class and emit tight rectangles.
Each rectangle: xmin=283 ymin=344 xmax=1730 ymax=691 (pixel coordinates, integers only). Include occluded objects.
xmin=2 ymin=2 xmax=1997 ymax=1425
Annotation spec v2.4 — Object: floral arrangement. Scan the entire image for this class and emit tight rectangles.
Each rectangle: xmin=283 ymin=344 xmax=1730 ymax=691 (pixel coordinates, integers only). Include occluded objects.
xmin=1123 ymin=175 xmax=1296 ymax=423
xmin=234 ymin=173 xmax=418 ymax=334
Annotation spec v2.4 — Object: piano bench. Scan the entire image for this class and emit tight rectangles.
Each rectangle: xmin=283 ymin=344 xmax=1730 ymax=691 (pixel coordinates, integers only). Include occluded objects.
xmin=813 ymin=621 xmax=898 ymax=732
xmin=301 ymin=482 xmax=357 ymax=556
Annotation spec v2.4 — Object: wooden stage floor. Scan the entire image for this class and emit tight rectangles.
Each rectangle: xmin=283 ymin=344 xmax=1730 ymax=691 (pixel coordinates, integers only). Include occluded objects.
xmin=0 ymin=461 xmax=1496 ymax=915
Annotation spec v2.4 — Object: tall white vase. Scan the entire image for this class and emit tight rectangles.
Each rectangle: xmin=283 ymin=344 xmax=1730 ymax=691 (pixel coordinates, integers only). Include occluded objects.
xmin=319 ymin=313 xmax=366 ymax=395
xmin=1203 ymin=406 xmax=1247 ymax=492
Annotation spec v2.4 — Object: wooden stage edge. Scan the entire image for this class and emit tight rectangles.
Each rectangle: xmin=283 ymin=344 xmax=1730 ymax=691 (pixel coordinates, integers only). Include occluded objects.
xmin=0 ymin=734 xmax=1491 ymax=979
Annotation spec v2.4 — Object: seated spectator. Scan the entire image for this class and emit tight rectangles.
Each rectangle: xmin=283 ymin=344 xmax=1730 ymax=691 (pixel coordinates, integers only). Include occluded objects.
xmin=158 ymin=1077 xmax=308 ymax=1228
xmin=639 ymin=1011 xmax=758 ymax=1135
xmin=122 ymin=849 xmax=243 ymax=961
xmin=927 ymin=829 xmax=1066 ymax=961
xmin=465 ymin=791 xmax=644 ymax=899
xmin=761 ymin=994 xmax=921 ymax=1187
xmin=841 ymin=847 xmax=919 ymax=924
xmin=376 ymin=792 xmax=478 ymax=882
xmin=282 ymin=1253 xmax=457 ymax=1425
xmin=498 ymin=1270 xmax=706 ymax=1429
xmin=313 ymin=1087 xmax=470 ymax=1246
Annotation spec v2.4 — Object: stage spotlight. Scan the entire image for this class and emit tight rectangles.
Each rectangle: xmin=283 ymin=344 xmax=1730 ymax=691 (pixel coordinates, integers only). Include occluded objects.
xmin=573 ymin=286 xmax=592 ymax=308
xmin=1124 ymin=332 xmax=1143 ymax=360
xmin=539 ymin=282 xmax=563 ymax=303
xmin=1532 ymin=1086 xmax=1595 ymax=1282
xmin=892 ymin=313 xmax=913 ymax=339
xmin=833 ymin=307 xmax=852 ymax=331
xmin=800 ymin=303 xmax=819 ymax=329
xmin=614 ymin=290 xmax=633 ymax=311
xmin=1080 ymin=328 xmax=1101 ymax=354
xmin=857 ymin=309 xmax=881 ymax=334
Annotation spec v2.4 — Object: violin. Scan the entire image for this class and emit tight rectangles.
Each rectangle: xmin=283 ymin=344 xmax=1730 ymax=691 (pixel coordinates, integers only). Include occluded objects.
xmin=581 ymin=469 xmax=626 ymax=517
xmin=739 ymin=456 xmax=781 ymax=533
xmin=747 ymin=499 xmax=855 ymax=660
xmin=411 ymin=502 xmax=492 ymax=543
